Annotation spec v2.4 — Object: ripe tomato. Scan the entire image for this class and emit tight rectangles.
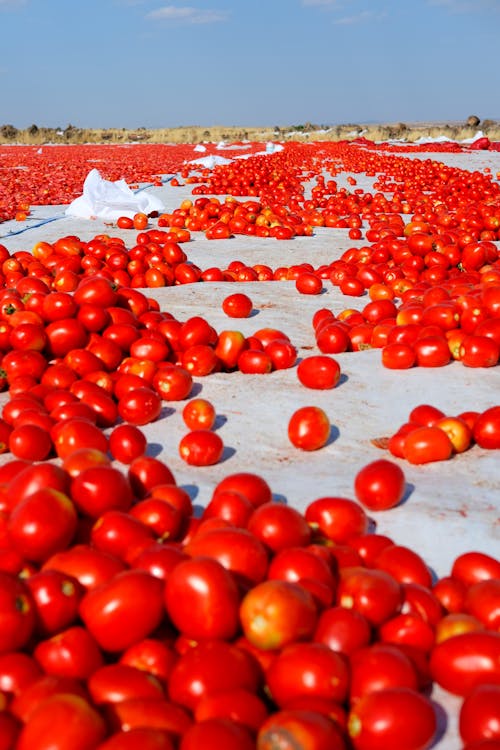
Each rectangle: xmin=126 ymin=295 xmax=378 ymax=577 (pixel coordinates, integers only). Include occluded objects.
xmin=354 ymin=459 xmax=406 ymax=511
xmin=185 ymin=526 xmax=269 ymax=587
xmin=348 ymin=687 xmax=437 ymax=750
xmin=429 ymin=631 xmax=500 ymax=695
xmin=288 ymin=406 xmax=331 ymax=451
xmin=179 ymin=717 xmax=254 ymax=750
xmin=297 ymin=356 xmax=341 ymax=389
xmin=257 ymin=709 xmax=346 ymax=750
xmin=247 ymin=502 xmax=311 ymax=552
xmin=266 ymin=642 xmax=349 ymax=706
xmin=337 ymin=567 xmax=402 ymax=627
xmin=240 ymin=579 xmax=318 ymax=650
xmin=8 ymin=488 xmax=77 ymax=563
xmin=24 ymin=569 xmax=84 ymax=636
xmin=314 ymin=606 xmax=371 ymax=656
xmin=473 ymin=406 xmax=500 ymax=449
xmin=182 ymin=398 xmax=216 ymax=430
xmin=108 ymin=423 xmax=147 ymax=464
xmin=79 ymin=570 xmax=165 ymax=652
xmin=96 ymin=728 xmax=175 ymax=750
xmin=70 ymin=465 xmax=134 ymax=519
xmin=118 ymin=386 xmax=162 ymax=426
xmin=165 ymin=557 xmax=240 ymax=641
xmin=16 ymin=693 xmax=106 ymax=750
xmin=222 ymin=293 xmax=253 ymax=318
xmin=459 ymin=683 xmax=500 ymax=744
xmin=0 ymin=572 xmax=36 ymax=652
xmin=403 ymin=425 xmax=454 ymax=464
xmin=178 ymin=430 xmax=224 ymax=466
xmin=305 ymin=496 xmax=369 ymax=543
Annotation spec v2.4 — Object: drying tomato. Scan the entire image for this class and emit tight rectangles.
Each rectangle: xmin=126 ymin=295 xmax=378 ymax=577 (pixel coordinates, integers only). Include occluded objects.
xmin=354 ymin=459 xmax=406 ymax=511
xmin=288 ymin=406 xmax=331 ymax=451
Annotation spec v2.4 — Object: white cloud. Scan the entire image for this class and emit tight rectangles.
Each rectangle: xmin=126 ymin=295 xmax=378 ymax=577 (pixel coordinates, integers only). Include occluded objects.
xmin=334 ymin=9 xmax=386 ymax=24
xmin=146 ymin=5 xmax=228 ymax=23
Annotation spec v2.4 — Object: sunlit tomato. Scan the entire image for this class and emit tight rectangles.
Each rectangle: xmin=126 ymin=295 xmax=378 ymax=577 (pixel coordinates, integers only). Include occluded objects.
xmin=194 ymin=687 xmax=269 ymax=732
xmin=305 ymin=496 xmax=368 ymax=543
xmin=237 ymin=349 xmax=273 ymax=374
xmin=0 ymin=572 xmax=36 ymax=653
xmin=430 ymin=631 xmax=500 ymax=696
xmin=267 ymin=642 xmax=349 ymax=708
xmin=381 ymin=342 xmax=416 ymax=369
xmin=473 ymin=406 xmax=500 ymax=449
xmin=178 ymin=430 xmax=224 ymax=466
xmin=403 ymin=425 xmax=454 ymax=464
xmin=314 ymin=605 xmax=371 ymax=656
xmin=247 ymin=501 xmax=311 ymax=553
xmin=464 ymin=578 xmax=500 ymax=629
xmin=152 ymin=364 xmax=193 ymax=401
xmin=70 ymin=465 xmax=134 ymax=519
xmin=33 ymin=625 xmax=104 ymax=681
xmin=212 ymin=471 xmax=272 ymax=508
xmin=108 ymin=423 xmax=147 ymax=464
xmin=91 ymin=509 xmax=156 ymax=564
xmin=96 ymin=727 xmax=176 ymax=750
xmin=87 ymin=662 xmax=164 ymax=705
xmin=297 ymin=356 xmax=341 ymax=389
xmin=42 ymin=544 xmax=126 ymax=591
xmin=52 ymin=417 xmax=109 ymax=459
xmin=24 ymin=569 xmax=84 ymax=636
xmin=349 ymin=642 xmax=418 ymax=703
xmin=127 ymin=456 xmax=176 ymax=498
xmin=459 ymin=683 xmax=500 ymax=745
xmin=408 ymin=403 xmax=446 ymax=427
xmin=8 ymin=423 xmax=53 ymax=461
xmin=354 ymin=459 xmax=406 ymax=511
xmin=451 ymin=551 xmax=500 ymax=586
xmin=373 ymin=545 xmax=432 ymax=588
xmin=288 ymin=406 xmax=330 ymax=451
xmin=79 ymin=570 xmax=165 ymax=652
xmin=8 ymin=488 xmax=77 ymax=563
xmin=222 ymin=293 xmax=253 ymax=318
xmin=347 ymin=687 xmax=437 ymax=750
xmin=460 ymin=334 xmax=500 ymax=367
xmin=296 ymin=272 xmax=323 ymax=295
xmin=180 ymin=717 xmax=254 ymax=750
xmin=165 ymin=557 xmax=240 ymax=640
xmin=16 ymin=693 xmax=106 ymax=750
xmin=240 ymin=579 xmax=318 ymax=650
xmin=434 ymin=415 xmax=472 ymax=453
xmin=182 ymin=398 xmax=216 ymax=430
xmin=185 ymin=527 xmax=269 ymax=587
xmin=257 ymin=709 xmax=346 ymax=750
xmin=336 ymin=567 xmax=402 ymax=627
xmin=414 ymin=335 xmax=451 ymax=367
xmin=118 ymin=386 xmax=162 ymax=426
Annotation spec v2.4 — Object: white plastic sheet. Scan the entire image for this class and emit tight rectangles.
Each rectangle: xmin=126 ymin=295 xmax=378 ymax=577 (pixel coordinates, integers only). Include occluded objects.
xmin=64 ymin=169 xmax=165 ymax=221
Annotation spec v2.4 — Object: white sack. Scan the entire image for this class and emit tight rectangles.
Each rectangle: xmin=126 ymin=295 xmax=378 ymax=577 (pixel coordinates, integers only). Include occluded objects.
xmin=65 ymin=169 xmax=164 ymax=221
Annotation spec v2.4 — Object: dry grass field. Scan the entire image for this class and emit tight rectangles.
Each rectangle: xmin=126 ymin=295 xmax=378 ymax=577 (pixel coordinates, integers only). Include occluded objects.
xmin=1 ymin=118 xmax=499 ymax=145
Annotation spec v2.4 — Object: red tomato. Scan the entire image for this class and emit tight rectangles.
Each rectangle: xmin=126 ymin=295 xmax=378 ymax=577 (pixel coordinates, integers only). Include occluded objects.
xmin=257 ymin=709 xmax=346 ymax=750
xmin=288 ymin=406 xmax=331 ymax=451
xmin=429 ymin=632 xmax=500 ymax=695
xmin=8 ymin=488 xmax=77 ymax=563
xmin=473 ymin=406 xmax=500 ymax=449
xmin=314 ymin=606 xmax=372 ymax=656
xmin=194 ymin=687 xmax=269 ymax=732
xmin=33 ymin=625 xmax=104 ymax=680
xmin=240 ymin=579 xmax=318 ymax=650
xmin=96 ymin=728 xmax=175 ymax=750
xmin=349 ymin=643 xmax=418 ymax=702
xmin=403 ymin=425 xmax=454 ymax=464
xmin=127 ymin=456 xmax=176 ymax=498
xmin=165 ymin=557 xmax=240 ymax=641
xmin=347 ymin=687 xmax=437 ymax=750
xmin=108 ymin=423 xmax=147 ymax=464
xmin=16 ymin=693 xmax=107 ymax=750
xmin=459 ymin=683 xmax=500 ymax=744
xmin=25 ymin=569 xmax=84 ymax=636
xmin=185 ymin=527 xmax=269 ymax=587
xmin=222 ymin=293 xmax=253 ymax=318
xmin=178 ymin=430 xmax=224 ymax=466
xmin=118 ymin=386 xmax=162 ymax=426
xmin=180 ymin=717 xmax=254 ymax=750
xmin=70 ymin=465 xmax=134 ymax=519
xmin=337 ymin=567 xmax=402 ymax=627
xmin=267 ymin=642 xmax=349 ymax=706
xmin=79 ymin=570 xmax=165 ymax=652
xmin=213 ymin=471 xmax=272 ymax=508
xmin=182 ymin=398 xmax=216 ymax=430
xmin=354 ymin=459 xmax=406 ymax=511
xmin=296 ymin=272 xmax=323 ymax=295
xmin=305 ymin=496 xmax=369 ymax=543
xmin=168 ymin=640 xmax=261 ymax=712
xmin=0 ymin=572 xmax=36 ymax=652
xmin=451 ymin=551 xmax=500 ymax=585
xmin=247 ymin=501 xmax=311 ymax=552
xmin=297 ymin=355 xmax=341 ymax=389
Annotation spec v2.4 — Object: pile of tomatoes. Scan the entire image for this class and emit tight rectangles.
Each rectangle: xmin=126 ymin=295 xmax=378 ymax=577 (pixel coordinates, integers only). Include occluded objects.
xmin=0 ymin=443 xmax=499 ymax=750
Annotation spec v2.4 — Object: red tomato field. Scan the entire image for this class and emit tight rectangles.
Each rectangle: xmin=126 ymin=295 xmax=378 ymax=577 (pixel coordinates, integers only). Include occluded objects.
xmin=0 ymin=138 xmax=499 ymax=750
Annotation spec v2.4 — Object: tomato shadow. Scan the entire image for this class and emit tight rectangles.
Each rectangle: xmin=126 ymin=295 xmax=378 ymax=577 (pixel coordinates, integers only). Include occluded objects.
xmin=430 ymin=700 xmax=448 ymax=747
xmin=220 ymin=445 xmax=236 ymax=463
xmin=189 ymin=383 xmax=203 ymax=398
xmin=325 ymin=424 xmax=340 ymax=447
xmin=213 ymin=414 xmax=227 ymax=431
xmin=181 ymin=484 xmax=199 ymax=501
xmin=399 ymin=481 xmax=415 ymax=506
xmin=146 ymin=442 xmax=163 ymax=458
xmin=159 ymin=406 xmax=176 ymax=419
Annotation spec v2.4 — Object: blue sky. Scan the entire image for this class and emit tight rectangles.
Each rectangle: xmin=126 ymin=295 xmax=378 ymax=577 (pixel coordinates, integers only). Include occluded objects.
xmin=0 ymin=0 xmax=498 ymax=129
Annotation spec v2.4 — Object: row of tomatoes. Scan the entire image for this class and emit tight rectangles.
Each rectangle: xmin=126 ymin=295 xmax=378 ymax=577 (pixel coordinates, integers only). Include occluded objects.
xmin=0 ymin=438 xmax=499 ymax=750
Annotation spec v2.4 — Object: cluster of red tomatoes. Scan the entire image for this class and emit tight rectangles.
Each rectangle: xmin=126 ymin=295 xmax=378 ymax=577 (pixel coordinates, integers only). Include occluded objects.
xmin=371 ymin=403 xmax=500 ymax=464
xmin=0 ymin=447 xmax=499 ymax=750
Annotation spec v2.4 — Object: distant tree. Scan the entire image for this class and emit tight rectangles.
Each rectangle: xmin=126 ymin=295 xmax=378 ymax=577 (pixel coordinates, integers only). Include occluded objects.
xmin=467 ymin=115 xmax=480 ymax=127
xmin=0 ymin=124 xmax=18 ymax=140
xmin=28 ymin=124 xmax=39 ymax=135
xmin=203 ymin=130 xmax=211 ymax=139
